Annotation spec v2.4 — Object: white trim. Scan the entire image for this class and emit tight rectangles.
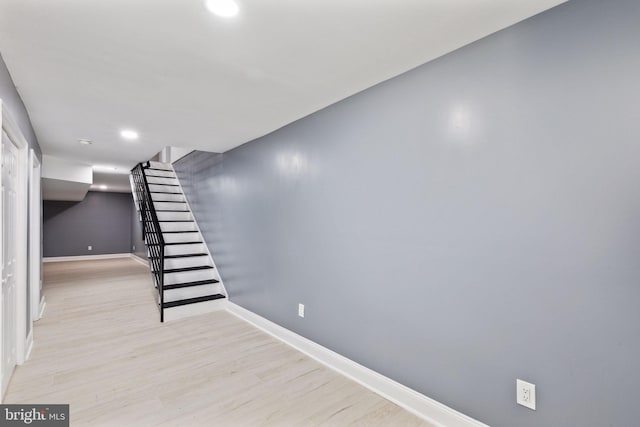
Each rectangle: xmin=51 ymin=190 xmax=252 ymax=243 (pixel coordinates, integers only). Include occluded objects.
xmin=43 ymin=253 xmax=133 ymax=263
xmin=28 ymin=150 xmax=42 ymax=322
xmin=129 ymin=254 xmax=148 ymax=266
xmin=24 ymin=329 xmax=33 ymax=362
xmin=226 ymin=302 xmax=490 ymax=427
xmin=38 ymin=298 xmax=46 ymax=319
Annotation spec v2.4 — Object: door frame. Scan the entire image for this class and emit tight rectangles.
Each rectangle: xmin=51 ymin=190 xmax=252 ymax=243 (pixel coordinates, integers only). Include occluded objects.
xmin=0 ymin=100 xmax=30 ymax=400
xmin=27 ymin=149 xmax=42 ymax=355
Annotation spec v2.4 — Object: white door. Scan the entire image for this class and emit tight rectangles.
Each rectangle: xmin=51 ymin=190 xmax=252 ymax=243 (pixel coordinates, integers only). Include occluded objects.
xmin=1 ymin=130 xmax=18 ymax=394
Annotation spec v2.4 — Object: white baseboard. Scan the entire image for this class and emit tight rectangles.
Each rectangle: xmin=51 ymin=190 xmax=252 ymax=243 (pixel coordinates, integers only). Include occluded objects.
xmin=129 ymin=253 xmax=149 ymax=266
xmin=38 ymin=298 xmax=46 ymax=319
xmin=226 ymin=302 xmax=489 ymax=427
xmin=43 ymin=253 xmax=132 ymax=263
xmin=23 ymin=330 xmax=34 ymax=363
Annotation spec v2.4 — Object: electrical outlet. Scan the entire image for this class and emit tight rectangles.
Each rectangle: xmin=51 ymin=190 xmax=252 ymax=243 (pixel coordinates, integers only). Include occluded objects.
xmin=132 ymin=245 xmax=136 ymax=251
xmin=298 ymin=303 xmax=305 ymax=318
xmin=88 ymin=245 xmax=92 ymax=251
xmin=517 ymin=379 xmax=536 ymax=410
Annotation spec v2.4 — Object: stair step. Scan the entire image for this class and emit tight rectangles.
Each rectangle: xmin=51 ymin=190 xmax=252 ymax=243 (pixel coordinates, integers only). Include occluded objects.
xmin=154 ymin=201 xmax=188 ymax=211
xmin=151 ymin=193 xmax=185 ymax=202
xmin=156 ymin=211 xmax=192 ymax=221
xmin=164 ymin=243 xmax=207 ymax=256
xmin=145 ymin=169 xmax=176 ymax=178
xmin=164 ymin=253 xmax=208 ymax=258
xmin=148 ymin=161 xmax=172 ymax=170
xmin=148 ymin=184 xmax=181 ymax=193
xmin=164 ymin=265 xmax=213 ymax=274
xmin=162 ymin=294 xmax=226 ymax=309
xmin=159 ymin=220 xmax=194 ymax=223
xmin=164 ymin=278 xmax=219 ymax=290
xmin=146 ymin=176 xmax=180 ymax=186
xmin=164 ymin=231 xmax=200 ymax=244
xmin=165 ymin=241 xmax=202 ymax=245
xmin=150 ymin=190 xmax=182 ymax=194
xmin=162 ymin=231 xmax=198 ymax=234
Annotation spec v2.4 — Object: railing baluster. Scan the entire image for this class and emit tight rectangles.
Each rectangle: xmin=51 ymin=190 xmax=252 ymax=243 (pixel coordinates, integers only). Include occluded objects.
xmin=130 ymin=163 xmax=166 ymax=322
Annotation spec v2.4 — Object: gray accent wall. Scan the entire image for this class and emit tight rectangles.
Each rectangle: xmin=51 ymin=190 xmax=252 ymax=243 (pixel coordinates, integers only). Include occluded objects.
xmin=174 ymin=0 xmax=640 ymax=426
xmin=43 ymin=191 xmax=133 ymax=257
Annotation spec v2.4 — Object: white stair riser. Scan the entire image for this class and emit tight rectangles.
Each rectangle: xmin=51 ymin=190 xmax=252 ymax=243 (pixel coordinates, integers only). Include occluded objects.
xmin=148 ymin=184 xmax=181 ymax=193
xmin=164 ymin=232 xmax=200 ymax=243
xmin=148 ymin=161 xmax=172 ymax=170
xmin=164 ymin=256 xmax=211 ymax=270
xmin=164 ymin=243 xmax=207 ymax=256
xmin=164 ymin=268 xmax=217 ymax=285
xmin=160 ymin=222 xmax=197 ymax=232
xmin=157 ymin=211 xmax=192 ymax=221
xmin=146 ymin=176 xmax=179 ymax=185
xmin=145 ymin=169 xmax=175 ymax=178
xmin=164 ymin=283 xmax=223 ymax=302
xmin=154 ymin=201 xmax=188 ymax=211
xmin=151 ymin=193 xmax=185 ymax=202
xmin=163 ymin=298 xmax=227 ymax=322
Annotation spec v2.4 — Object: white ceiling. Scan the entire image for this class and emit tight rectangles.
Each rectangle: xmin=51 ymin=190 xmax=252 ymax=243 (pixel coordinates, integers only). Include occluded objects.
xmin=0 ymin=0 xmax=566 ymax=173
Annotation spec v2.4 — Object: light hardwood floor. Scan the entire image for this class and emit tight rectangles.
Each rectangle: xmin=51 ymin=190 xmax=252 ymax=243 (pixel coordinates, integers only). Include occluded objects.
xmin=5 ymin=258 xmax=433 ymax=426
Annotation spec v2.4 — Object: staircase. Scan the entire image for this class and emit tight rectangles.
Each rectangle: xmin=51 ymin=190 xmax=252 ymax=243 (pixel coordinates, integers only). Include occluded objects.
xmin=130 ymin=161 xmax=226 ymax=322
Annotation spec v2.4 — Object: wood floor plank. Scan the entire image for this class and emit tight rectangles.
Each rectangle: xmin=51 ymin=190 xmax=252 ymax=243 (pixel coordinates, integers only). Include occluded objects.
xmin=4 ymin=258 xmax=433 ymax=426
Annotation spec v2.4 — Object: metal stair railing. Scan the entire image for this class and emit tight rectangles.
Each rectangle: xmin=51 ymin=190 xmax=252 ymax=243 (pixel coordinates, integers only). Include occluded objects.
xmin=131 ymin=162 xmax=166 ymax=322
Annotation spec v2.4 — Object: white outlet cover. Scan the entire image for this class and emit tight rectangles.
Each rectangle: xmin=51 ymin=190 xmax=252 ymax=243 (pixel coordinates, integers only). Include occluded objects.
xmin=517 ymin=379 xmax=536 ymax=410
xmin=298 ymin=303 xmax=305 ymax=318
xmin=88 ymin=245 xmax=92 ymax=251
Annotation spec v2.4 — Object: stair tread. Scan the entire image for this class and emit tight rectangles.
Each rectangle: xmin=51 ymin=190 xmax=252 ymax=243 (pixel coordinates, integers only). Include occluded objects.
xmin=145 ymin=167 xmax=174 ymax=171
xmin=164 ymin=278 xmax=219 ymax=290
xmin=148 ymin=183 xmax=180 ymax=187
xmin=154 ymin=201 xmax=187 ymax=203
xmin=162 ymin=294 xmax=225 ymax=309
xmin=162 ymin=231 xmax=198 ymax=234
xmin=165 ymin=241 xmax=202 ymax=245
xmin=156 ymin=210 xmax=190 ymax=212
xmin=159 ymin=220 xmax=194 ymax=223
xmin=164 ymin=253 xmax=208 ymax=258
xmin=164 ymin=265 xmax=213 ymax=274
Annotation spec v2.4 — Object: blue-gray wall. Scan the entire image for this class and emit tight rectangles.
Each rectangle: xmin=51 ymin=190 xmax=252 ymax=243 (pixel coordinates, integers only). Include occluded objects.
xmin=43 ymin=191 xmax=133 ymax=257
xmin=174 ymin=0 xmax=640 ymax=426
xmin=0 ymin=53 xmax=41 ymax=159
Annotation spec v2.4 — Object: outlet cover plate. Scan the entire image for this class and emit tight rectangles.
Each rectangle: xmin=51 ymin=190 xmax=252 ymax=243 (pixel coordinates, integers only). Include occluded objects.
xmin=517 ymin=379 xmax=536 ymax=410
xmin=298 ymin=303 xmax=305 ymax=318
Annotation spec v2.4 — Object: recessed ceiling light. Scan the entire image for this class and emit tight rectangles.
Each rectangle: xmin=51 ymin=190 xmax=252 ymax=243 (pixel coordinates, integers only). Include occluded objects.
xmin=120 ymin=129 xmax=139 ymax=140
xmin=99 ymin=185 xmax=108 ymax=190
xmin=78 ymin=139 xmax=93 ymax=145
xmin=205 ymin=0 xmax=239 ymax=17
